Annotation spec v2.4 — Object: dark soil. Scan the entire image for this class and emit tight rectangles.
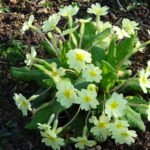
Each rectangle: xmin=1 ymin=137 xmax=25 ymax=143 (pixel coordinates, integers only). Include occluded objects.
xmin=0 ymin=0 xmax=150 ymax=150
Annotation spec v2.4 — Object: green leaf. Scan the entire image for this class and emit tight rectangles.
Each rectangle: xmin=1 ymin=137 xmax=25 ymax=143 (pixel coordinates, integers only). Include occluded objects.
xmin=82 ymin=22 xmax=96 ymax=49
xmin=42 ymin=78 xmax=55 ymax=87
xmin=46 ymin=58 xmax=61 ymax=66
xmin=124 ymin=106 xmax=145 ymax=131
xmin=84 ymin=22 xmax=96 ymax=38
xmin=41 ymin=41 xmax=56 ymax=56
xmin=107 ymin=38 xmax=117 ymax=66
xmin=25 ymin=101 xmax=64 ymax=129
xmin=100 ymin=60 xmax=117 ymax=92
xmin=11 ymin=67 xmax=48 ymax=81
xmin=0 ymin=7 xmax=10 ymax=13
xmin=75 ymin=82 xmax=90 ymax=90
xmin=101 ymin=72 xmax=117 ymax=92
xmin=7 ymin=47 xmax=24 ymax=64
xmin=82 ymin=26 xmax=111 ymax=49
xmin=115 ymin=36 xmax=137 ymax=67
xmin=74 ymin=77 xmax=90 ymax=90
xmin=60 ymin=41 xmax=70 ymax=62
xmin=94 ymin=28 xmax=111 ymax=42
xmin=124 ymin=78 xmax=142 ymax=92
xmin=90 ymin=46 xmax=105 ymax=65
xmin=100 ymin=60 xmax=115 ymax=75
xmin=126 ymin=96 xmax=148 ymax=117
xmin=107 ymin=36 xmax=137 ymax=68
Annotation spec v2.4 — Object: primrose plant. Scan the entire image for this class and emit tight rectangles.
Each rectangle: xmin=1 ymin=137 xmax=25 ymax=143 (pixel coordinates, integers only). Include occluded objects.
xmin=12 ymin=3 xmax=150 ymax=150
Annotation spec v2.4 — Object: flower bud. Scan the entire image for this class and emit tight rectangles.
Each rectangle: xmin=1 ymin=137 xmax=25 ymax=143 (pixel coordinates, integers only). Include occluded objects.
xmin=82 ymin=126 xmax=88 ymax=137
xmin=48 ymin=114 xmax=55 ymax=125
xmin=53 ymin=119 xmax=58 ymax=130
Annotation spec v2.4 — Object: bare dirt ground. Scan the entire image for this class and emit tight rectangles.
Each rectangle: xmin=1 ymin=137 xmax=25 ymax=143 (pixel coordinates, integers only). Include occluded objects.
xmin=0 ymin=0 xmax=150 ymax=149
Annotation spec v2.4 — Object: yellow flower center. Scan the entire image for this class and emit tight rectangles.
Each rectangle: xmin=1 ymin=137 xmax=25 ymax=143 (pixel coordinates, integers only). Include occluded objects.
xmin=90 ymin=70 xmax=97 ymax=77
xmin=51 ymin=71 xmax=58 ymax=77
xmin=75 ymin=53 xmax=85 ymax=61
xmin=98 ymin=122 xmax=107 ymax=128
xmin=147 ymin=67 xmax=150 ymax=72
xmin=48 ymin=135 xmax=56 ymax=142
xmin=121 ymin=132 xmax=129 ymax=137
xmin=64 ymin=90 xmax=73 ymax=99
xmin=80 ymin=139 xmax=87 ymax=144
xmin=141 ymin=77 xmax=147 ymax=84
xmin=110 ymin=101 xmax=119 ymax=109
xmin=88 ymin=86 xmax=95 ymax=92
xmin=116 ymin=123 xmax=124 ymax=128
xmin=84 ymin=95 xmax=91 ymax=102
xmin=95 ymin=8 xmax=101 ymax=14
xmin=21 ymin=101 xmax=28 ymax=107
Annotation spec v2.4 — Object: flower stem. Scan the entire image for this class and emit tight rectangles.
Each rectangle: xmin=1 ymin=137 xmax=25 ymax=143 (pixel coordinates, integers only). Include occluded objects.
xmin=62 ymin=107 xmax=80 ymax=129
xmin=68 ymin=15 xmax=73 ymax=28
xmin=85 ymin=110 xmax=91 ymax=126
xmin=79 ymin=23 xmax=85 ymax=48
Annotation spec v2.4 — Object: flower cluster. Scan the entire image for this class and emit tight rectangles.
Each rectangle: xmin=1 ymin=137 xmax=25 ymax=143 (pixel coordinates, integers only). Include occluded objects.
xmin=105 ymin=92 xmax=127 ymax=118
xmin=89 ymin=93 xmax=137 ymax=145
xmin=12 ymin=2 xmax=150 ymax=150
xmin=90 ymin=115 xmax=137 ymax=145
xmin=38 ymin=114 xmax=65 ymax=150
xmin=56 ymin=80 xmax=99 ymax=110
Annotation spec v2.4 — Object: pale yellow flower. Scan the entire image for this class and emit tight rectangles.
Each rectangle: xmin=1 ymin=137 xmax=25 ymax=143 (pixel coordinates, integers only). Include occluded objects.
xmin=87 ymin=3 xmax=109 ymax=16
xmin=105 ymin=92 xmax=127 ymax=118
xmin=122 ymin=18 xmax=139 ymax=35
xmin=89 ymin=115 xmax=110 ymax=141
xmin=59 ymin=5 xmax=79 ymax=17
xmin=13 ymin=93 xmax=32 ymax=116
xmin=112 ymin=128 xmax=137 ymax=145
xmin=66 ymin=49 xmax=92 ymax=72
xmin=56 ymin=80 xmax=77 ymax=108
xmin=71 ymin=136 xmax=96 ymax=149
xmin=42 ymin=14 xmax=60 ymax=32
xmin=82 ymin=64 xmax=102 ymax=83
xmin=76 ymin=89 xmax=99 ymax=110
xmin=139 ymin=69 xmax=150 ymax=93
xmin=49 ymin=62 xmax=65 ymax=83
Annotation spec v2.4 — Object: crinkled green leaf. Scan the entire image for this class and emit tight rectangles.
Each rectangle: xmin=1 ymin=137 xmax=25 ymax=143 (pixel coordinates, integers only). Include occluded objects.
xmin=100 ymin=60 xmax=115 ymax=75
xmin=108 ymin=35 xmax=137 ymax=68
xmin=82 ymin=22 xmax=96 ymax=48
xmin=100 ymin=60 xmax=117 ymax=92
xmin=94 ymin=28 xmax=111 ymax=42
xmin=124 ymin=78 xmax=142 ymax=92
xmin=11 ymin=67 xmax=48 ymax=81
xmin=124 ymin=106 xmax=145 ymax=131
xmin=101 ymin=72 xmax=117 ymax=92
xmin=7 ymin=47 xmax=24 ymax=64
xmin=107 ymin=38 xmax=117 ymax=65
xmin=90 ymin=46 xmax=105 ymax=65
xmin=126 ymin=96 xmax=148 ymax=117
